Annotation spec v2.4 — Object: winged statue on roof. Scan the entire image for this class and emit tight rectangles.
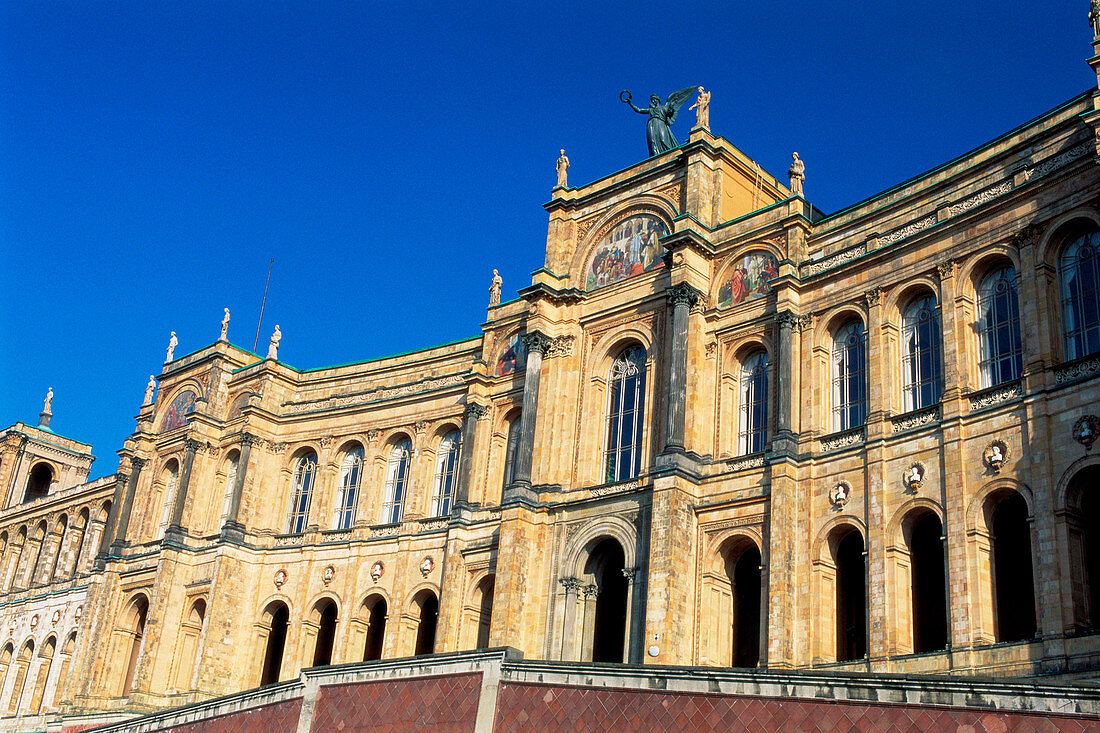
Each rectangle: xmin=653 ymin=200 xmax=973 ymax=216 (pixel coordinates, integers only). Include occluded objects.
xmin=620 ymin=86 xmax=698 ymax=157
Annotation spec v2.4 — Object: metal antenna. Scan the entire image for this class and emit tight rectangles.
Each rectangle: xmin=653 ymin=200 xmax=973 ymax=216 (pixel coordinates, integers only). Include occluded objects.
xmin=253 ymin=258 xmax=274 ymax=353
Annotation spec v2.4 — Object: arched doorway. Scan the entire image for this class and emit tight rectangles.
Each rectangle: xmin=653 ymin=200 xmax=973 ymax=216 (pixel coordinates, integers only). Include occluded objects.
xmin=413 ymin=590 xmax=439 ymax=656
xmin=906 ymin=511 xmax=947 ymax=653
xmin=1066 ymin=466 xmax=1100 ymax=630
xmin=259 ymin=602 xmax=289 ymax=686
xmin=474 ymin=576 xmax=495 ymax=650
xmin=988 ymin=491 xmax=1036 ymax=642
xmin=24 ymin=463 xmax=52 ymax=502
xmin=119 ymin=595 xmax=148 ymax=696
xmin=586 ymin=538 xmax=628 ymax=663
xmin=312 ymin=600 xmax=338 ymax=667
xmin=362 ymin=596 xmax=387 ymax=661
xmin=7 ymin=640 xmax=34 ymax=714
xmin=728 ymin=544 xmax=762 ymax=667
xmin=834 ymin=529 xmax=866 ymax=662
xmin=173 ymin=598 xmax=206 ymax=690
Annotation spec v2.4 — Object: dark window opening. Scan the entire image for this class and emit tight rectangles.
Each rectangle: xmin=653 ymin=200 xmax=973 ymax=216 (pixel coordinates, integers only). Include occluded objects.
xmin=732 ymin=546 xmax=761 ymax=667
xmin=260 ymin=605 xmax=288 ymax=686
xmin=991 ymin=493 xmax=1036 ymax=642
xmin=910 ymin=513 xmax=948 ymax=653
xmin=414 ymin=594 xmax=438 ymax=656
xmin=836 ymin=531 xmax=866 ymax=662
xmin=589 ymin=539 xmax=628 ymax=663
xmin=476 ymin=579 xmax=495 ymax=650
xmin=312 ymin=602 xmax=337 ymax=667
xmin=122 ymin=598 xmax=148 ymax=696
xmin=23 ymin=464 xmax=52 ymax=503
xmin=363 ymin=598 xmax=387 ymax=661
xmin=1081 ymin=472 xmax=1100 ymax=630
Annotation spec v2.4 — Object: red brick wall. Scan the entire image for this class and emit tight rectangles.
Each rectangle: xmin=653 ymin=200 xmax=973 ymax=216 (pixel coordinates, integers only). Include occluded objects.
xmin=493 ymin=682 xmax=1100 ymax=732
xmin=309 ymin=672 xmax=482 ymax=733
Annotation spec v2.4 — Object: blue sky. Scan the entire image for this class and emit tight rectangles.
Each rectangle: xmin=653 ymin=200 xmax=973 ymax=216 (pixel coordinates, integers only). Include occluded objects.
xmin=0 ymin=2 xmax=1088 ymax=477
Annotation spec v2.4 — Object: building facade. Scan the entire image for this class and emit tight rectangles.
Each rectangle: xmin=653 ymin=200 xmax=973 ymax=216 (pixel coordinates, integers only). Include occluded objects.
xmin=3 ymin=22 xmax=1100 ymax=733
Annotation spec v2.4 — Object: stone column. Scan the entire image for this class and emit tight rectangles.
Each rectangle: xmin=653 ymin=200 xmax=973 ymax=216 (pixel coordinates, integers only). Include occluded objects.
xmin=104 ymin=460 xmax=143 ymax=558
xmin=454 ymin=403 xmax=489 ymax=508
xmin=774 ymin=310 xmax=801 ymax=443
xmin=165 ymin=439 xmax=201 ymax=539
xmin=558 ymin=577 xmax=581 ymax=661
xmin=221 ymin=434 xmax=257 ymax=540
xmin=664 ymin=283 xmax=700 ymax=453
xmin=509 ymin=331 xmax=552 ymax=495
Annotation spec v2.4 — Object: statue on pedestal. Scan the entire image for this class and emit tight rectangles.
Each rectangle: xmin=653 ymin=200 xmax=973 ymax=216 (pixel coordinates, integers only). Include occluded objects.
xmin=788 ymin=152 xmax=805 ymax=197
xmin=555 ymin=149 xmax=570 ymax=188
xmin=689 ymin=87 xmax=710 ymax=130
xmin=144 ymin=375 xmax=156 ymax=406
xmin=43 ymin=387 xmax=53 ymax=414
xmin=620 ymin=87 xmax=697 ymax=157
xmin=165 ymin=331 xmax=178 ymax=363
xmin=220 ymin=308 xmax=230 ymax=341
xmin=1091 ymin=0 xmax=1100 ymax=37
xmin=268 ymin=325 xmax=282 ymax=360
xmin=489 ymin=269 xmax=503 ymax=306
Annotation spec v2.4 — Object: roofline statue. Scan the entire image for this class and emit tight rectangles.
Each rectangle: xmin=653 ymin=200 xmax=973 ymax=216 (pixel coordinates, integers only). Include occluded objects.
xmin=621 ymin=86 xmax=698 ymax=157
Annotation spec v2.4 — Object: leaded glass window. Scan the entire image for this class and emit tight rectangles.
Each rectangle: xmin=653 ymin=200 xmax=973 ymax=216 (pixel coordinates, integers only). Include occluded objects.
xmin=502 ymin=415 xmax=521 ymax=490
xmin=333 ymin=447 xmax=364 ymax=530
xmin=977 ymin=265 xmax=1022 ymax=387
xmin=738 ymin=351 xmax=769 ymax=454
xmin=286 ymin=453 xmax=317 ymax=534
xmin=832 ymin=321 xmax=867 ymax=432
xmin=902 ymin=295 xmax=943 ymax=411
xmin=1061 ymin=232 xmax=1100 ymax=360
xmin=604 ymin=345 xmax=647 ymax=483
xmin=430 ymin=431 xmax=461 ymax=517
xmin=381 ymin=439 xmax=412 ymax=524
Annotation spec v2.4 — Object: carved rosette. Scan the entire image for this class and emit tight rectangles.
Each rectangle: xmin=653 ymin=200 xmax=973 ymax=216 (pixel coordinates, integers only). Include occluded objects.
xmin=1073 ymin=415 xmax=1100 ymax=451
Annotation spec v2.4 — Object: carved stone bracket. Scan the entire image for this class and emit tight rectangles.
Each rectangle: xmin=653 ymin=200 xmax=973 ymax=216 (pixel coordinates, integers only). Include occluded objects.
xmin=545 ymin=335 xmax=576 ymax=359
xmin=863 ymin=287 xmax=882 ymax=308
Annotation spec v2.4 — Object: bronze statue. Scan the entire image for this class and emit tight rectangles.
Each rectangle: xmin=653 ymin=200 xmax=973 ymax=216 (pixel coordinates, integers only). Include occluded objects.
xmin=621 ymin=87 xmax=697 ymax=157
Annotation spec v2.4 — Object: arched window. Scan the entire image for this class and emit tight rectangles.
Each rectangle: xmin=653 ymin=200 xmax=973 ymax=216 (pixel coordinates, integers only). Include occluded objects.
xmin=286 ymin=453 xmax=317 ymax=534
xmin=259 ymin=602 xmax=289 ymax=686
xmin=381 ymin=440 xmax=412 ymax=524
xmin=977 ymin=265 xmax=1022 ymax=387
xmin=362 ymin=596 xmax=387 ymax=661
xmin=831 ymin=321 xmax=867 ymax=432
xmin=988 ymin=492 xmax=1036 ymax=642
xmin=1061 ymin=231 xmax=1100 ymax=360
xmin=119 ymin=596 xmax=148 ymax=696
xmin=834 ymin=529 xmax=866 ymax=662
xmin=28 ymin=636 xmax=56 ymax=714
xmin=7 ymin=640 xmax=34 ymax=714
xmin=312 ymin=600 xmax=338 ymax=667
xmin=23 ymin=463 xmax=52 ymax=502
xmin=502 ymin=414 xmax=521 ymax=490
xmin=173 ymin=599 xmax=205 ymax=691
xmin=413 ymin=590 xmax=439 ymax=656
xmin=218 ymin=452 xmax=239 ymax=525
xmin=905 ymin=511 xmax=947 ymax=653
xmin=474 ymin=576 xmax=495 ymax=650
xmin=333 ymin=446 xmax=364 ymax=529
xmin=155 ymin=460 xmax=180 ymax=540
xmin=430 ymin=431 xmax=461 ymax=517
xmin=902 ymin=294 xmax=943 ymax=411
xmin=586 ymin=538 xmax=629 ymax=663
xmin=604 ymin=345 xmax=647 ymax=483
xmin=738 ymin=351 xmax=769 ymax=455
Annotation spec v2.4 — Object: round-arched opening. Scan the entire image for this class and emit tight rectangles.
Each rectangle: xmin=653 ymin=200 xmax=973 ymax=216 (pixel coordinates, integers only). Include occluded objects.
xmin=312 ymin=600 xmax=338 ymax=667
xmin=23 ymin=464 xmax=52 ymax=502
xmin=724 ymin=542 xmax=762 ymax=667
xmin=833 ymin=528 xmax=866 ymax=662
xmin=988 ymin=491 xmax=1036 ymax=642
xmin=1071 ymin=466 xmax=1100 ymax=630
xmin=905 ymin=511 xmax=947 ymax=653
xmin=121 ymin=596 xmax=148 ymax=696
xmin=363 ymin=596 xmax=387 ymax=661
xmin=585 ymin=537 xmax=628 ymax=663
xmin=475 ymin=576 xmax=495 ymax=650
xmin=413 ymin=590 xmax=439 ymax=656
xmin=260 ymin=603 xmax=289 ymax=686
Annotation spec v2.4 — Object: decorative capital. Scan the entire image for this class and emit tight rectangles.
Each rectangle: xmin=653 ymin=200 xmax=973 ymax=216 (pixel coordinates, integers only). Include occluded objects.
xmin=520 ymin=331 xmax=553 ymax=355
xmin=239 ymin=433 xmax=260 ymax=449
xmin=464 ymin=402 xmax=490 ymax=422
xmin=183 ymin=438 xmax=202 ymax=454
xmin=666 ymin=282 xmax=701 ymax=308
xmin=366 ymin=428 xmax=381 ymax=444
xmin=129 ymin=456 xmax=147 ymax=471
xmin=319 ymin=436 xmax=335 ymax=448
xmin=776 ymin=310 xmax=801 ymax=329
xmin=863 ymin=287 xmax=882 ymax=308
xmin=581 ymin=583 xmax=600 ymax=599
xmin=935 ymin=260 xmax=955 ymax=281
xmin=1012 ymin=221 xmax=1043 ymax=249
xmin=559 ymin=577 xmax=581 ymax=592
xmin=545 ymin=335 xmax=576 ymax=359
xmin=414 ymin=420 xmax=430 ymax=435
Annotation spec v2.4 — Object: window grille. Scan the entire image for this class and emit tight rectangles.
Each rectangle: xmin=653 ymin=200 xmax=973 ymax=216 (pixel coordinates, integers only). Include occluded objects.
xmin=738 ymin=351 xmax=769 ymax=454
xmin=333 ymin=447 xmax=364 ymax=529
xmin=604 ymin=345 xmax=647 ymax=483
xmin=1061 ymin=232 xmax=1100 ymax=360
xmin=286 ymin=454 xmax=317 ymax=534
xmin=832 ymin=321 xmax=867 ymax=431
xmin=381 ymin=440 xmax=412 ymax=524
xmin=902 ymin=295 xmax=943 ymax=411
xmin=430 ymin=431 xmax=461 ymax=517
xmin=977 ymin=266 xmax=1022 ymax=387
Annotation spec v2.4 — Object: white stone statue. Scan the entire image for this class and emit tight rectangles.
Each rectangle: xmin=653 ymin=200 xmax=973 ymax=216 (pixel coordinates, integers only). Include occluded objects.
xmin=489 ymin=269 xmax=503 ymax=306
xmin=555 ymin=149 xmax=569 ymax=188
xmin=788 ymin=152 xmax=805 ymax=197
xmin=1091 ymin=0 xmax=1100 ymax=37
xmin=43 ymin=387 xmax=53 ymax=414
xmin=689 ymin=86 xmax=710 ymax=130
xmin=220 ymin=308 xmax=230 ymax=341
xmin=989 ymin=444 xmax=1003 ymax=465
xmin=143 ymin=375 xmax=156 ymax=406
xmin=267 ymin=325 xmax=282 ymax=360
xmin=905 ymin=465 xmax=923 ymax=489
xmin=166 ymin=331 xmax=178 ymax=362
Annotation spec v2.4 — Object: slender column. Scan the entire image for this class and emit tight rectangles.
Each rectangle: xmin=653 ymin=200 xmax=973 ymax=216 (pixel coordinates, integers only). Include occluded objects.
xmin=509 ymin=331 xmax=552 ymax=493
xmin=664 ymin=283 xmax=700 ymax=452
xmin=104 ymin=460 xmax=143 ymax=557
xmin=775 ymin=311 xmax=797 ymax=438
xmin=221 ymin=434 xmax=257 ymax=537
xmin=166 ymin=439 xmax=201 ymax=538
xmin=454 ymin=403 xmax=489 ymax=507
xmin=558 ymin=577 xmax=581 ymax=660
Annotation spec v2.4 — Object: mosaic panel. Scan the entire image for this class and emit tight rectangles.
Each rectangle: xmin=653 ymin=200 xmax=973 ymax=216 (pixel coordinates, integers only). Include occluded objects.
xmin=496 ymin=333 xmax=526 ymax=377
xmin=586 ymin=215 xmax=668 ymax=290
xmin=161 ymin=390 xmax=197 ymax=432
xmin=717 ymin=251 xmax=778 ymax=308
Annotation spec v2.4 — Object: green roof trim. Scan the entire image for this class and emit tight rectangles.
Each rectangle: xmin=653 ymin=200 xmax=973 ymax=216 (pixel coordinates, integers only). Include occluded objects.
xmin=296 ymin=334 xmax=483 ymax=374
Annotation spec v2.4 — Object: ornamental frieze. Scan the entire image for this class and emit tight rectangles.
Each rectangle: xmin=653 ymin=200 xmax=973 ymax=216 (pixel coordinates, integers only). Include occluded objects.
xmin=283 ymin=374 xmax=466 ymax=415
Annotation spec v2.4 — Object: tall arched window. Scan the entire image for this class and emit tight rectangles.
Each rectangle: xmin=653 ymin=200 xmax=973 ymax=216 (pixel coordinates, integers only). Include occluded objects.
xmin=155 ymin=460 xmax=180 ymax=540
xmin=430 ymin=431 xmax=461 ymax=517
xmin=1061 ymin=231 xmax=1100 ymax=360
xmin=604 ymin=345 xmax=647 ymax=483
xmin=23 ymin=463 xmax=52 ymax=502
xmin=977 ymin=265 xmax=1022 ymax=387
xmin=381 ymin=439 xmax=412 ymax=524
xmin=218 ymin=452 xmax=239 ymax=525
xmin=902 ymin=294 xmax=943 ymax=411
xmin=738 ymin=351 xmax=769 ymax=455
xmin=286 ymin=453 xmax=317 ymax=534
xmin=502 ymin=414 xmax=521 ymax=490
xmin=333 ymin=446 xmax=364 ymax=529
xmin=831 ymin=321 xmax=866 ymax=432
